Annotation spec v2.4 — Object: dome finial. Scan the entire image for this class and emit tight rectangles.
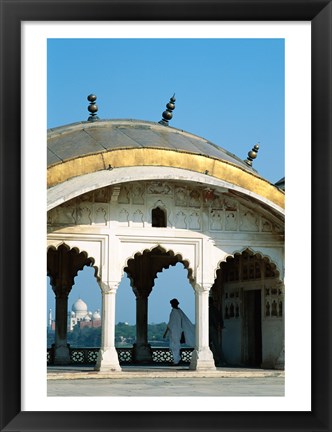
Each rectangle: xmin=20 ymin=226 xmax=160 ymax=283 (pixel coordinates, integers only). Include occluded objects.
xmin=159 ymin=94 xmax=176 ymax=126
xmin=244 ymin=143 xmax=260 ymax=166
xmin=87 ymin=94 xmax=99 ymax=122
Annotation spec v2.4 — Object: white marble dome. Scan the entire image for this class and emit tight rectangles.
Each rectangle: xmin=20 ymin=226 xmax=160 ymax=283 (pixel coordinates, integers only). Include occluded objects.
xmin=72 ymin=298 xmax=88 ymax=319
xmin=72 ymin=298 xmax=87 ymax=312
xmin=92 ymin=310 xmax=101 ymax=321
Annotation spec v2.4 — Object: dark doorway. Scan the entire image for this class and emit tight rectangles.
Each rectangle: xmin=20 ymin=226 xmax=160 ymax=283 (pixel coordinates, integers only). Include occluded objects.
xmin=152 ymin=207 xmax=167 ymax=227
xmin=243 ymin=289 xmax=262 ymax=367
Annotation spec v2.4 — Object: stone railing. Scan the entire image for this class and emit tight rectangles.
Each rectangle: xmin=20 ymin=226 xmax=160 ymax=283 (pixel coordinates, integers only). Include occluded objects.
xmin=47 ymin=347 xmax=193 ymax=366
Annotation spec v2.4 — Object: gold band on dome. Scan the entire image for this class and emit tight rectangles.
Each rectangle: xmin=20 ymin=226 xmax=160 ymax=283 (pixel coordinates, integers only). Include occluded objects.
xmin=47 ymin=148 xmax=285 ymax=209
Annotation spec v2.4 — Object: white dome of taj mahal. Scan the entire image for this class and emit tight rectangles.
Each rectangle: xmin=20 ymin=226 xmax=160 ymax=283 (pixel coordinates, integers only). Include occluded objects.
xmin=72 ymin=298 xmax=88 ymax=313
xmin=72 ymin=298 xmax=89 ymax=319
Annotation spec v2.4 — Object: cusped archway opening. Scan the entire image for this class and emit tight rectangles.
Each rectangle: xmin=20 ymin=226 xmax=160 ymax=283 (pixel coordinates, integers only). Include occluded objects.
xmin=47 ymin=244 xmax=101 ymax=364
xmin=210 ymin=248 xmax=283 ymax=369
xmin=116 ymin=246 xmax=196 ymax=365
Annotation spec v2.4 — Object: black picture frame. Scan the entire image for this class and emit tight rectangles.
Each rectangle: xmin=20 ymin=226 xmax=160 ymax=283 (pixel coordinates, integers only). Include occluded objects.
xmin=1 ymin=1 xmax=331 ymax=431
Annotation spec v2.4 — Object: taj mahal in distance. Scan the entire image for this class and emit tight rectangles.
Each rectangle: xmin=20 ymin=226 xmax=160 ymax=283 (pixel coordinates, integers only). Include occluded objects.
xmin=48 ymin=298 xmax=101 ymax=332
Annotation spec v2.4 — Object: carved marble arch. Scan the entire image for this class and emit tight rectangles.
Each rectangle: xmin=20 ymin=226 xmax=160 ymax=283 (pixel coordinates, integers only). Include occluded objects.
xmin=210 ymin=247 xmax=283 ymax=319
xmin=212 ymin=247 xmax=282 ymax=286
xmin=47 ymin=243 xmax=99 ymax=290
xmin=122 ymin=245 xmax=195 ymax=297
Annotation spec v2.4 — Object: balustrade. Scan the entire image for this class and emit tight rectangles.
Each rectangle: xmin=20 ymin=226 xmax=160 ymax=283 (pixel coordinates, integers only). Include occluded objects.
xmin=47 ymin=347 xmax=193 ymax=366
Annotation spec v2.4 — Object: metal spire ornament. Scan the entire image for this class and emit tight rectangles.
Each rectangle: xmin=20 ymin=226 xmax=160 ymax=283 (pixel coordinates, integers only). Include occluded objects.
xmin=87 ymin=94 xmax=99 ymax=122
xmin=159 ymin=94 xmax=176 ymax=126
xmin=244 ymin=143 xmax=260 ymax=166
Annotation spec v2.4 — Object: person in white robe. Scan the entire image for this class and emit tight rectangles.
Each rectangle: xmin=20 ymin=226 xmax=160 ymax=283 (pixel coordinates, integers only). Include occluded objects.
xmin=163 ymin=298 xmax=195 ymax=365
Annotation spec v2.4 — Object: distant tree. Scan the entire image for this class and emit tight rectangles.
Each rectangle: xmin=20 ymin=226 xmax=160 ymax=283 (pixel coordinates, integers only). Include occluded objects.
xmin=148 ymin=322 xmax=168 ymax=346
xmin=115 ymin=322 xmax=136 ymax=346
xmin=68 ymin=326 xmax=101 ymax=347
xmin=47 ymin=322 xmax=169 ymax=348
xmin=47 ymin=329 xmax=55 ymax=348
xmin=148 ymin=322 xmax=167 ymax=340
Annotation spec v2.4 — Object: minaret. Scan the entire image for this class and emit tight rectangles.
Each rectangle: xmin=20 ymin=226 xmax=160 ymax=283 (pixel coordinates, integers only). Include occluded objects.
xmin=48 ymin=308 xmax=52 ymax=328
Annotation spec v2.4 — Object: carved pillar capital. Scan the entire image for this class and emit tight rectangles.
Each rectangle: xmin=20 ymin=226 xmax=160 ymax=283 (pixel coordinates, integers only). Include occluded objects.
xmin=133 ymin=288 xmax=151 ymax=300
xmin=194 ymin=282 xmax=213 ymax=294
xmin=52 ymin=284 xmax=71 ymax=299
xmin=99 ymin=281 xmax=119 ymax=294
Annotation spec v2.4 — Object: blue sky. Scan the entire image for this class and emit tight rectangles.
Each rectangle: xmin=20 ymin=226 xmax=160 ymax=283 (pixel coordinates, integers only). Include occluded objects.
xmin=47 ymin=38 xmax=284 ymax=325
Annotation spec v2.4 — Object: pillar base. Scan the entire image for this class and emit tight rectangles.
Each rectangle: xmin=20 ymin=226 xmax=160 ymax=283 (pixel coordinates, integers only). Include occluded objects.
xmin=54 ymin=344 xmax=71 ymax=365
xmin=95 ymin=347 xmax=121 ymax=372
xmin=132 ymin=343 xmax=153 ymax=363
xmin=189 ymin=347 xmax=216 ymax=371
xmin=274 ymin=347 xmax=285 ymax=370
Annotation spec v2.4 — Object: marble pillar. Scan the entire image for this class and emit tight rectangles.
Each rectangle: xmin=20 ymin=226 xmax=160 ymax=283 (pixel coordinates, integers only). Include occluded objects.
xmin=190 ymin=284 xmax=216 ymax=371
xmin=95 ymin=281 xmax=121 ymax=372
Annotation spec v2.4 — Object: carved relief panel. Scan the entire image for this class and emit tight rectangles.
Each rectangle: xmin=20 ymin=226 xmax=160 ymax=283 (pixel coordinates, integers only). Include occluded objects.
xmin=264 ymin=283 xmax=283 ymax=318
xmin=118 ymin=185 xmax=130 ymax=204
xmin=240 ymin=209 xmax=259 ymax=232
xmin=225 ymin=211 xmax=238 ymax=231
xmin=175 ymin=187 xmax=188 ymax=206
xmin=224 ymin=288 xmax=241 ymax=320
xmin=94 ymin=187 xmax=110 ymax=203
xmin=48 ymin=201 xmax=76 ymax=225
xmin=147 ymin=181 xmax=172 ymax=195
xmin=210 ymin=210 xmax=224 ymax=231
xmin=188 ymin=211 xmax=201 ymax=230
xmin=48 ymin=181 xmax=283 ymax=237
xmin=189 ymin=190 xmax=201 ymax=207
xmin=174 ymin=210 xmax=187 ymax=229
xmin=75 ymin=194 xmax=92 ymax=225
xmin=132 ymin=209 xmax=144 ymax=227
xmin=132 ymin=184 xmax=145 ymax=205
xmin=94 ymin=204 xmax=108 ymax=225
xmin=119 ymin=208 xmax=129 ymax=226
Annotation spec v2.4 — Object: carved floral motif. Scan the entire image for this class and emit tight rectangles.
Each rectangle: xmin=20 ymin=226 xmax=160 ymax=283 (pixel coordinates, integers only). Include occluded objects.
xmin=132 ymin=185 xmax=144 ymax=205
xmin=147 ymin=182 xmax=171 ymax=195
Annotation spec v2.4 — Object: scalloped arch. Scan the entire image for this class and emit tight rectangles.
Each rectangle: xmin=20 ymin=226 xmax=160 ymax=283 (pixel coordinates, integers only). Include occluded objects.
xmin=47 ymin=242 xmax=99 ymax=281
xmin=213 ymin=246 xmax=281 ymax=281
xmin=122 ymin=244 xmax=195 ymax=289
